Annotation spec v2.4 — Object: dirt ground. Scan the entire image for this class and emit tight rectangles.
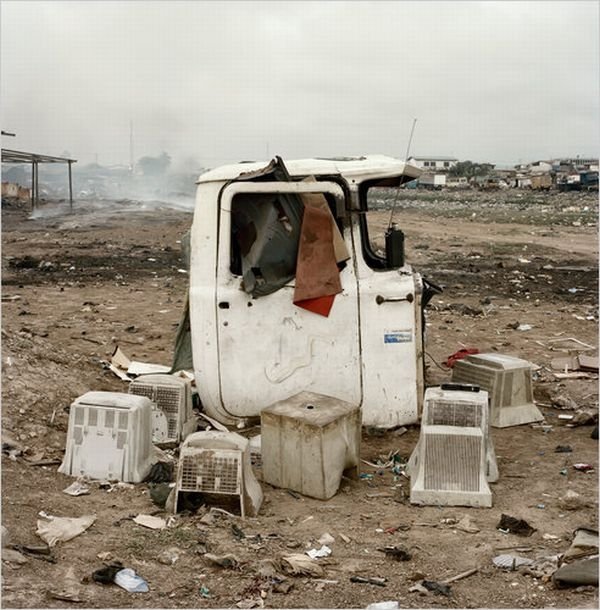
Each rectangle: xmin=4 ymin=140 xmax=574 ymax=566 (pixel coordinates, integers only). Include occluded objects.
xmin=1 ymin=190 xmax=598 ymax=609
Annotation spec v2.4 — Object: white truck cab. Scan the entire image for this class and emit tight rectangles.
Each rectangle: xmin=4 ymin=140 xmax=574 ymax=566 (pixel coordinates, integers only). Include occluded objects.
xmin=188 ymin=155 xmax=434 ymax=428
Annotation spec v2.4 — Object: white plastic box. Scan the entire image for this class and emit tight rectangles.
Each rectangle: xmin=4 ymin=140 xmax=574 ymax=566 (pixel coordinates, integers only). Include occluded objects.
xmin=451 ymin=353 xmax=543 ymax=427
xmin=408 ymin=386 xmax=497 ymax=508
xmin=260 ymin=391 xmax=361 ymax=500
xmin=59 ymin=392 xmax=154 ymax=483
xmin=128 ymin=374 xmax=196 ymax=443
xmin=174 ymin=430 xmax=263 ymax=518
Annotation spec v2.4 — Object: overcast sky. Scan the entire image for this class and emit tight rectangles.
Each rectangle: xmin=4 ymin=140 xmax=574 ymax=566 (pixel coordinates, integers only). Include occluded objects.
xmin=1 ymin=1 xmax=598 ymax=169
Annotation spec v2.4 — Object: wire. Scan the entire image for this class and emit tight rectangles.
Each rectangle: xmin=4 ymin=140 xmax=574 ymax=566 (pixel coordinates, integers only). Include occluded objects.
xmin=425 ymin=351 xmax=448 ymax=371
xmin=388 ymin=117 xmax=417 ymax=229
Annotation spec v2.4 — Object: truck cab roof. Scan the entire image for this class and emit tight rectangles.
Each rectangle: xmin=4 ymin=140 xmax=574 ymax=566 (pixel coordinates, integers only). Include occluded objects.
xmin=197 ymin=155 xmax=421 ymax=185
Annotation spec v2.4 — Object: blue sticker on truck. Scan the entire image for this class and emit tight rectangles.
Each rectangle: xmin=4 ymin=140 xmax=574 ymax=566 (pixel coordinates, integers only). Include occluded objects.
xmin=384 ymin=330 xmax=413 ymax=344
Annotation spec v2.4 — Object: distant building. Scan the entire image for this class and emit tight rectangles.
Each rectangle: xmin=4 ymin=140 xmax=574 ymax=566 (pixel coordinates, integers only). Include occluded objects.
xmin=552 ymin=157 xmax=598 ymax=171
xmin=407 ymin=156 xmax=458 ymax=172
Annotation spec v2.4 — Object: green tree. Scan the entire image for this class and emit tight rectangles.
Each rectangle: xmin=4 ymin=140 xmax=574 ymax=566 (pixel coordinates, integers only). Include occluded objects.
xmin=449 ymin=161 xmax=494 ymax=178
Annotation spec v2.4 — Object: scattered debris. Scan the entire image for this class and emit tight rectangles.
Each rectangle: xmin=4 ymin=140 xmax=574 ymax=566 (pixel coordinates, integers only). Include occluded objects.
xmin=281 ymin=554 xmax=324 ymax=577
xmin=516 ymin=324 xmax=533 ymax=331
xmin=421 ymin=580 xmax=451 ymax=596
xmin=157 ymin=547 xmax=181 ymax=566
xmin=133 ymin=514 xmax=167 ymax=530
xmin=318 ymin=533 xmax=335 ymax=546
xmin=204 ymin=553 xmax=240 ymax=569
xmin=573 ymin=463 xmax=594 ymax=473
xmin=366 ymin=602 xmax=399 ymax=610
xmin=144 ymin=462 xmax=174 ymax=484
xmin=48 ymin=567 xmax=84 ymax=603
xmin=497 ymin=514 xmax=536 ymax=537
xmin=558 ymin=489 xmax=590 ymax=511
xmin=306 ymin=545 xmax=332 ymax=559
xmin=553 ymin=557 xmax=599 ymax=588
xmin=562 ymin=528 xmax=598 ymax=562
xmin=445 ymin=348 xmax=479 ymax=368
xmin=62 ymin=480 xmax=91 ymax=497
xmin=114 ymin=568 xmax=149 ymax=593
xmin=36 ymin=513 xmax=96 ymax=547
xmin=454 ymin=515 xmax=480 ymax=534
xmin=377 ymin=546 xmax=412 ymax=561
xmin=554 ymin=445 xmax=573 ymax=453
xmin=350 ymin=576 xmax=387 ymax=587
xmin=493 ymin=554 xmax=534 ymax=570
xmin=93 ymin=561 xmax=125 ymax=584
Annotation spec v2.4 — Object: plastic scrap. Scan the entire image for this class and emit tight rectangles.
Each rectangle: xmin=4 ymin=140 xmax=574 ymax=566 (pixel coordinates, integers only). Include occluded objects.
xmin=366 ymin=602 xmax=399 ymax=610
xmin=133 ymin=514 xmax=167 ymax=530
xmin=62 ymin=480 xmax=90 ymax=496
xmin=114 ymin=568 xmax=149 ymax=593
xmin=573 ymin=463 xmax=594 ymax=472
xmin=281 ymin=554 xmax=324 ymax=577
xmin=36 ymin=513 xmax=96 ymax=547
xmin=306 ymin=545 xmax=332 ymax=559
xmin=200 ymin=586 xmax=211 ymax=598
xmin=493 ymin=554 xmax=534 ymax=570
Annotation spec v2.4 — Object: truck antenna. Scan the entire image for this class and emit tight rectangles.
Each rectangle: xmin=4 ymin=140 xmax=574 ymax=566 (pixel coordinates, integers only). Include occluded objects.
xmin=388 ymin=117 xmax=417 ymax=229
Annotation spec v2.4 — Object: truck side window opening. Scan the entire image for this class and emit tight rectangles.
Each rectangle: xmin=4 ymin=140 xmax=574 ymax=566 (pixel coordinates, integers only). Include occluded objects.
xmin=358 ymin=183 xmax=401 ymax=270
xmin=229 ymin=191 xmax=343 ymax=278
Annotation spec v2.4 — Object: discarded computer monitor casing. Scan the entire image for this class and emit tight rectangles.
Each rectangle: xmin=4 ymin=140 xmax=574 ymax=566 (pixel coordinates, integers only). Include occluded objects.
xmin=451 ymin=353 xmax=543 ymax=427
xmin=408 ymin=385 xmax=497 ymax=508
xmin=59 ymin=391 xmax=154 ymax=483
xmin=128 ymin=374 xmax=196 ymax=443
xmin=260 ymin=391 xmax=361 ymax=500
xmin=174 ymin=430 xmax=263 ymax=518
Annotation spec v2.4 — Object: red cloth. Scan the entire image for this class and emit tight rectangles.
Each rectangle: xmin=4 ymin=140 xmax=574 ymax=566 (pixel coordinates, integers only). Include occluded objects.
xmin=293 ymin=204 xmax=342 ymax=317
xmin=445 ymin=348 xmax=479 ymax=368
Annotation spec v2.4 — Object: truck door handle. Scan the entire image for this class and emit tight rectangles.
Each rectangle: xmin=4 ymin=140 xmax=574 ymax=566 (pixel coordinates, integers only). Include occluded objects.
xmin=376 ymin=293 xmax=414 ymax=305
xmin=218 ymin=301 xmax=230 ymax=309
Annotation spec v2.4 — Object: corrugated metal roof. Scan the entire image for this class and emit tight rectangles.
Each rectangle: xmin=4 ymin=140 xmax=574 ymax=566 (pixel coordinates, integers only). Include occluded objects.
xmin=197 ymin=155 xmax=421 ymax=184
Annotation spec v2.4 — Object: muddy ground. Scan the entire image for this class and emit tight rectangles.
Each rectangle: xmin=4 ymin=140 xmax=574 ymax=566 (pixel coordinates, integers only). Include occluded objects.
xmin=1 ymin=189 xmax=598 ymax=609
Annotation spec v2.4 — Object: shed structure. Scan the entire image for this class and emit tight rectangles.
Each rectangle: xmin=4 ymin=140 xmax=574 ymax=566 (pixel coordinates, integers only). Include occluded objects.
xmin=1 ymin=148 xmax=77 ymax=211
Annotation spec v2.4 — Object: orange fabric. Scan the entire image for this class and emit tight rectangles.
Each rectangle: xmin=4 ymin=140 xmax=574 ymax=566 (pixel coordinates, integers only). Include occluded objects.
xmin=293 ymin=204 xmax=342 ymax=317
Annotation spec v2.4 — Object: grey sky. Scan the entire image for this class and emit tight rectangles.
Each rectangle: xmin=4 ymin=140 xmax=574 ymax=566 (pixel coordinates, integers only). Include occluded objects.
xmin=1 ymin=1 xmax=598 ymax=168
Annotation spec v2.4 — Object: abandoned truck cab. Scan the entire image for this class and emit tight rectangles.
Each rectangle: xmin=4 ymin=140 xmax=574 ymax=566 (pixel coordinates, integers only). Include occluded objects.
xmin=189 ymin=155 xmax=432 ymax=428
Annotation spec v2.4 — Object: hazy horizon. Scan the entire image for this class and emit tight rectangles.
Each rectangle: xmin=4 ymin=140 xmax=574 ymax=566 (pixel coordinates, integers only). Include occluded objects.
xmin=1 ymin=1 xmax=598 ymax=169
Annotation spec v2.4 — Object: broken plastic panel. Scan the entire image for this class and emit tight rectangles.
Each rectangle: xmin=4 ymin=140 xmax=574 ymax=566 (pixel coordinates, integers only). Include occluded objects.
xmin=174 ymin=431 xmax=263 ymax=518
xmin=451 ymin=353 xmax=544 ymax=427
xmin=128 ymin=374 xmax=196 ymax=443
xmin=408 ymin=386 xmax=497 ymax=508
xmin=58 ymin=392 xmax=154 ymax=483
xmin=261 ymin=391 xmax=361 ymax=500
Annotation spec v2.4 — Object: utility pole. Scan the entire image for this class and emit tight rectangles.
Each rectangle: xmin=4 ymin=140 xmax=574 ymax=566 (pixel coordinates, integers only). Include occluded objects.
xmin=130 ymin=120 xmax=134 ymax=172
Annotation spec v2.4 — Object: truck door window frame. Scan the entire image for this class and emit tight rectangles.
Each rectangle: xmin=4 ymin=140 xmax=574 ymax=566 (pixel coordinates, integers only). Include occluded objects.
xmin=357 ymin=176 xmax=412 ymax=270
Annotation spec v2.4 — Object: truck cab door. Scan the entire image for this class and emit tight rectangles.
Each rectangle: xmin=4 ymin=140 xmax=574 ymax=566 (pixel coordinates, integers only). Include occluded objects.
xmin=349 ymin=184 xmax=424 ymax=428
xmin=215 ymin=181 xmax=361 ymax=419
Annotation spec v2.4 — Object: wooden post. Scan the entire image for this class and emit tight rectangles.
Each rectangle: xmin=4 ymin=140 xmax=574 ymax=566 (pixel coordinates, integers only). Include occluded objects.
xmin=30 ymin=161 xmax=35 ymax=212
xmin=68 ymin=161 xmax=73 ymax=212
